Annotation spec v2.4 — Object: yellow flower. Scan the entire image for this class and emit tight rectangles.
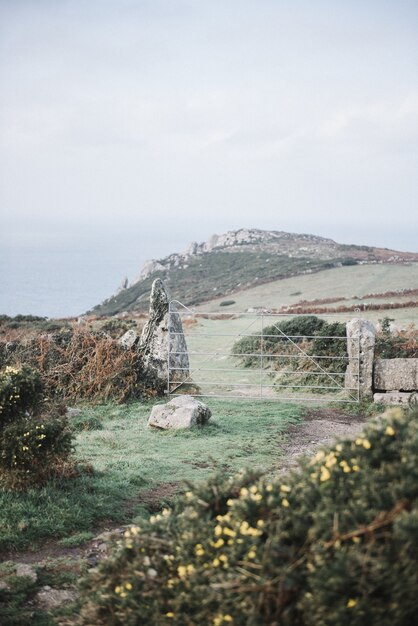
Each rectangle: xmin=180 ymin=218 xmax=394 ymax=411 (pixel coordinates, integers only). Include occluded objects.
xmin=212 ymin=538 xmax=225 ymax=548
xmin=240 ymin=487 xmax=249 ymax=498
xmin=280 ymin=484 xmax=291 ymax=493
xmin=223 ymin=527 xmax=236 ymax=538
xmin=281 ymin=498 xmax=290 ymax=508
xmin=226 ymin=498 xmax=235 ymax=506
xmin=125 ymin=582 xmax=132 ymax=590
xmin=213 ymin=615 xmax=233 ymax=625
xmin=212 ymin=558 xmax=220 ymax=567
xmin=214 ymin=525 xmax=223 ymax=537
xmin=319 ymin=467 xmax=331 ymax=482
xmin=195 ymin=544 xmax=205 ymax=556
xmin=266 ymin=484 xmax=273 ymax=492
xmin=247 ymin=550 xmax=256 ymax=559
xmin=166 ymin=612 xmax=175 ymax=618
xmin=385 ymin=425 xmax=395 ymax=436
xmin=347 ymin=598 xmax=357 ymax=608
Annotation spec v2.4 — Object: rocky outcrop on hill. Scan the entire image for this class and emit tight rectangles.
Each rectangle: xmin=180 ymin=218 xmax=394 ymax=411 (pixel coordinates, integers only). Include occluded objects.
xmin=134 ymin=229 xmax=339 ymax=281
xmin=89 ymin=228 xmax=418 ymax=316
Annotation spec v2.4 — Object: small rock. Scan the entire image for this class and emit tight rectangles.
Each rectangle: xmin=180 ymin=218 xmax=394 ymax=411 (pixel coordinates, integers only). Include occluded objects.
xmin=15 ymin=563 xmax=37 ymax=583
xmin=148 ymin=395 xmax=211 ymax=429
xmin=118 ymin=329 xmax=139 ymax=349
xmin=36 ymin=587 xmax=78 ymax=610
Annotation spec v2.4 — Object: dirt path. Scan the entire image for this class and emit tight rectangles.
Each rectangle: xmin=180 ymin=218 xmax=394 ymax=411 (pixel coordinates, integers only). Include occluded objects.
xmin=278 ymin=407 xmax=367 ymax=472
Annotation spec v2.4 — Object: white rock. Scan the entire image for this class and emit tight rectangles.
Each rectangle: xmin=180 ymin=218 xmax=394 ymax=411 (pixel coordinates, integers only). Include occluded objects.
xmin=118 ymin=329 xmax=139 ymax=349
xmin=36 ymin=587 xmax=78 ymax=610
xmin=148 ymin=395 xmax=211 ymax=429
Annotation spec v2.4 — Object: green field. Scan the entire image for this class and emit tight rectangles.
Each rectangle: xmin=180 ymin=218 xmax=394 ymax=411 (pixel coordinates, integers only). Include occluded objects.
xmin=195 ymin=263 xmax=418 ymax=324
xmin=0 ymin=399 xmax=302 ymax=553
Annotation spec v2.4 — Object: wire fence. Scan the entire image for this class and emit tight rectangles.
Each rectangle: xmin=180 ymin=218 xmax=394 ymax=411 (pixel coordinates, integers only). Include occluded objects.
xmin=167 ymin=301 xmax=360 ymax=403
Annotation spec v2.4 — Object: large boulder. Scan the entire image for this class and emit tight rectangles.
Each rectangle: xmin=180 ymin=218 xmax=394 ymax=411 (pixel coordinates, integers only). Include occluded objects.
xmin=148 ymin=395 xmax=211 ymax=429
xmin=139 ymin=279 xmax=189 ymax=391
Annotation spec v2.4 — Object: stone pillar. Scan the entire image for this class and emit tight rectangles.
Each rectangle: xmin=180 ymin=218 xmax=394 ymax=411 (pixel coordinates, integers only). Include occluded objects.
xmin=345 ymin=318 xmax=375 ymax=400
xmin=139 ymin=279 xmax=189 ymax=391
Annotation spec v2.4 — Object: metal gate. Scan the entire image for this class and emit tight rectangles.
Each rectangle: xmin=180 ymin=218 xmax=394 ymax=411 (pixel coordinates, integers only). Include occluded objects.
xmin=167 ymin=301 xmax=360 ymax=403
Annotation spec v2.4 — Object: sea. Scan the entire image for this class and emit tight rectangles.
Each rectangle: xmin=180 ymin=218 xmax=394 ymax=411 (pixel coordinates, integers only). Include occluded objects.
xmin=0 ymin=242 xmax=154 ymax=319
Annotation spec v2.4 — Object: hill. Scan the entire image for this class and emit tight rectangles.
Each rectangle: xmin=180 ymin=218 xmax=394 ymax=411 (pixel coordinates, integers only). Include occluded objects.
xmin=88 ymin=229 xmax=418 ymax=316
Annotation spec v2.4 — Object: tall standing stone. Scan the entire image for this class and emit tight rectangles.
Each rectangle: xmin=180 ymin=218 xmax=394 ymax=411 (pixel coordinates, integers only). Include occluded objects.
xmin=139 ymin=279 xmax=189 ymax=391
xmin=345 ymin=318 xmax=376 ymax=400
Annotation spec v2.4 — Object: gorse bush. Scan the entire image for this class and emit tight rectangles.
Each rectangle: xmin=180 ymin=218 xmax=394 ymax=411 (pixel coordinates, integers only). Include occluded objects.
xmin=0 ymin=364 xmax=74 ymax=490
xmin=75 ymin=407 xmax=418 ymax=626
xmin=0 ymin=365 xmax=44 ymax=426
xmin=0 ymin=417 xmax=73 ymax=473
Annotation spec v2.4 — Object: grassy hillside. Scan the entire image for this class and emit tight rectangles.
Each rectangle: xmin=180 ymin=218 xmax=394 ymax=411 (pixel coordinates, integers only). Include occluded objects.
xmin=89 ymin=251 xmax=340 ymax=316
xmin=195 ymin=263 xmax=418 ymax=324
xmin=89 ymin=228 xmax=418 ymax=317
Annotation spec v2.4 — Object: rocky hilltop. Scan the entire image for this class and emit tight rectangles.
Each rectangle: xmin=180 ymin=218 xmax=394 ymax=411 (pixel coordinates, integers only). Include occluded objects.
xmin=134 ymin=229 xmax=340 ymax=282
xmin=90 ymin=229 xmax=418 ymax=316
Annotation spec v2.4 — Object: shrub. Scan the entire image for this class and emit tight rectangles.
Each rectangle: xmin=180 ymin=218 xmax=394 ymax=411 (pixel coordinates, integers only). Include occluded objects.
xmin=375 ymin=319 xmax=418 ymax=359
xmin=75 ymin=407 xmax=418 ymax=626
xmin=0 ymin=411 xmax=75 ymax=490
xmin=233 ymin=317 xmax=347 ymax=393
xmin=219 ymin=300 xmax=236 ymax=307
xmin=0 ymin=365 xmax=44 ymax=426
xmin=0 ymin=329 xmax=146 ymax=404
xmin=0 ymin=365 xmax=75 ymax=490
xmin=233 ymin=315 xmax=327 ymax=368
xmin=100 ymin=318 xmax=138 ymax=339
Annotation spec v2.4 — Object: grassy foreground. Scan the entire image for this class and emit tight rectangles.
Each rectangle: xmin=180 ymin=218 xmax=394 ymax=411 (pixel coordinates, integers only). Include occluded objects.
xmin=0 ymin=399 xmax=302 ymax=553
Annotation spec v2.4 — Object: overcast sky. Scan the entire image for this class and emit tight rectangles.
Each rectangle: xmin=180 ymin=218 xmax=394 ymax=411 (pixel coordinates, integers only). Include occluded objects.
xmin=1 ymin=0 xmax=418 ymax=308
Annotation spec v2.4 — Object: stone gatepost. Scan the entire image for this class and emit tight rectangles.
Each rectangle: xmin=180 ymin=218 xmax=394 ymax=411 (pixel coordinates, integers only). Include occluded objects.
xmin=345 ymin=318 xmax=376 ymax=400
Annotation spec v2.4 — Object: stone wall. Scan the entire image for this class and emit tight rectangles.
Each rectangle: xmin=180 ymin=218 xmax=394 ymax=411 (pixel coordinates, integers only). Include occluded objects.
xmin=345 ymin=318 xmax=418 ymax=405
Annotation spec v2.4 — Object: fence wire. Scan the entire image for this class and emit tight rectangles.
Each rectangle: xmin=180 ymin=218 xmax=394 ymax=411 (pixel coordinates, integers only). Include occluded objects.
xmin=167 ymin=301 xmax=360 ymax=403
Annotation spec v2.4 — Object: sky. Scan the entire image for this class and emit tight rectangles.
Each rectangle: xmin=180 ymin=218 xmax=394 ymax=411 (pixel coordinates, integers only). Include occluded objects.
xmin=0 ymin=0 xmax=418 ymax=316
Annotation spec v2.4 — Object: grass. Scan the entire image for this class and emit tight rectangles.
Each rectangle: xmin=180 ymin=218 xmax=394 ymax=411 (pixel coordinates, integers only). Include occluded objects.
xmin=89 ymin=250 xmax=350 ymax=316
xmin=0 ymin=399 xmax=302 ymax=554
xmin=196 ymin=263 xmax=418 ymax=325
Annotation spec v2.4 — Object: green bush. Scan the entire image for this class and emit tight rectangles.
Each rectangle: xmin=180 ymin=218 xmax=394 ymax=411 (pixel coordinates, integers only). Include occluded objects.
xmin=0 ymin=365 xmax=75 ymax=490
xmin=0 ymin=416 xmax=73 ymax=472
xmin=0 ymin=365 xmax=44 ymax=426
xmin=74 ymin=407 xmax=418 ymax=626
xmin=233 ymin=317 xmax=347 ymax=393
xmin=233 ymin=315 xmax=327 ymax=367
